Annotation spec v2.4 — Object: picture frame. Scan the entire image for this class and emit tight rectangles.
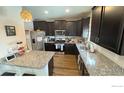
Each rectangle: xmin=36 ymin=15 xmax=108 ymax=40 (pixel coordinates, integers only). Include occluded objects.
xmin=5 ymin=25 xmax=16 ymax=36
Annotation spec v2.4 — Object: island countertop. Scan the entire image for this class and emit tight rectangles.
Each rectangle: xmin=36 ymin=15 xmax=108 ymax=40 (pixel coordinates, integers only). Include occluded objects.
xmin=76 ymin=43 xmax=124 ymax=76
xmin=4 ymin=51 xmax=55 ymax=69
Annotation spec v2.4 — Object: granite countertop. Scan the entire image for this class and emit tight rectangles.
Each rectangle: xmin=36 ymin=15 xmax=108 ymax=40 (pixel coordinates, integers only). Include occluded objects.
xmin=3 ymin=51 xmax=55 ymax=69
xmin=76 ymin=43 xmax=124 ymax=76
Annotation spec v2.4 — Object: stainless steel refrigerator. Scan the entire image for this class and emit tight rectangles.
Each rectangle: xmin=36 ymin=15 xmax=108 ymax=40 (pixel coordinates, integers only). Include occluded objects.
xmin=30 ymin=31 xmax=45 ymax=50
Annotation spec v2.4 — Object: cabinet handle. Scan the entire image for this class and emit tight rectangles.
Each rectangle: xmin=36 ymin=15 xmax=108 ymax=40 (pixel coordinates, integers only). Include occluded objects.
xmin=97 ymin=37 xmax=99 ymax=43
xmin=95 ymin=37 xmax=98 ymax=43
xmin=95 ymin=37 xmax=99 ymax=43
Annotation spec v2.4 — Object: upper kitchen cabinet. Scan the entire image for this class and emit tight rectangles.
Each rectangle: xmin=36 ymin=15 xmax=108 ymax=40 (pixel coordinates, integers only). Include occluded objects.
xmin=54 ymin=20 xmax=66 ymax=30
xmin=33 ymin=21 xmax=48 ymax=31
xmin=66 ymin=21 xmax=77 ymax=36
xmin=33 ymin=21 xmax=49 ymax=35
xmin=66 ymin=20 xmax=83 ymax=36
xmin=90 ymin=6 xmax=103 ymax=43
xmin=82 ymin=17 xmax=90 ymax=39
xmin=47 ymin=22 xmax=55 ymax=36
xmin=90 ymin=6 xmax=124 ymax=55
xmin=99 ymin=6 xmax=124 ymax=54
xmin=76 ymin=20 xmax=82 ymax=36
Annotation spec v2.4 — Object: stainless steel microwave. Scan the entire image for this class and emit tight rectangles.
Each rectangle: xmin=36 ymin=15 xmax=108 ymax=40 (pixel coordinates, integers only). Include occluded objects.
xmin=55 ymin=30 xmax=65 ymax=36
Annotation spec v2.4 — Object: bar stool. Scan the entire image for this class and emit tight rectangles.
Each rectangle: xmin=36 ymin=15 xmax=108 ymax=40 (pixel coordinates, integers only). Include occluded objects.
xmin=22 ymin=73 xmax=36 ymax=76
xmin=1 ymin=72 xmax=16 ymax=76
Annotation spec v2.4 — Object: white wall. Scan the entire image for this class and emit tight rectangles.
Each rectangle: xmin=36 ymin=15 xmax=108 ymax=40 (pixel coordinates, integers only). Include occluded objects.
xmin=88 ymin=12 xmax=124 ymax=68
xmin=0 ymin=6 xmax=26 ymax=58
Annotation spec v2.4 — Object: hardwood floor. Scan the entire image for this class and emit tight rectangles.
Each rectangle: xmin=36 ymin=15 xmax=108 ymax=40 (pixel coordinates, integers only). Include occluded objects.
xmin=53 ymin=54 xmax=80 ymax=76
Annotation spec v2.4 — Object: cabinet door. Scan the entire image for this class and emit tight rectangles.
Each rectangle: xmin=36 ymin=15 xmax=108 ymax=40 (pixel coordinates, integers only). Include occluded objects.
xmin=45 ymin=43 xmax=55 ymax=51
xmin=54 ymin=20 xmax=60 ymax=30
xmin=66 ymin=21 xmax=77 ymax=36
xmin=33 ymin=21 xmax=40 ymax=30
xmin=76 ymin=20 xmax=82 ymax=36
xmin=48 ymin=22 xmax=55 ymax=36
xmin=66 ymin=22 xmax=72 ymax=36
xmin=39 ymin=21 xmax=48 ymax=31
xmin=79 ymin=57 xmax=89 ymax=76
xmin=82 ymin=17 xmax=90 ymax=38
xmin=90 ymin=6 xmax=103 ymax=43
xmin=64 ymin=44 xmax=78 ymax=55
xmin=61 ymin=20 xmax=66 ymax=30
xmin=99 ymin=6 xmax=124 ymax=53
xmin=33 ymin=21 xmax=48 ymax=34
xmin=54 ymin=20 xmax=66 ymax=30
xmin=48 ymin=58 xmax=54 ymax=76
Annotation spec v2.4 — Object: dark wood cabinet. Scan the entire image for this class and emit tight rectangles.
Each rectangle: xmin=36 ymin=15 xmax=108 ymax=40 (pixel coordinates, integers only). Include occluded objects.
xmin=90 ymin=6 xmax=124 ymax=55
xmin=64 ymin=44 xmax=79 ymax=55
xmin=33 ymin=21 xmax=39 ymax=30
xmin=33 ymin=21 xmax=49 ymax=35
xmin=78 ymin=56 xmax=89 ymax=76
xmin=48 ymin=57 xmax=54 ymax=76
xmin=82 ymin=17 xmax=90 ymax=38
xmin=76 ymin=20 xmax=82 ymax=36
xmin=54 ymin=20 xmax=66 ymax=30
xmin=45 ymin=43 xmax=79 ymax=55
xmin=33 ymin=21 xmax=55 ymax=36
xmin=48 ymin=22 xmax=55 ymax=36
xmin=33 ymin=20 xmax=83 ymax=36
xmin=90 ymin=6 xmax=103 ymax=43
xmin=45 ymin=43 xmax=55 ymax=51
xmin=66 ymin=21 xmax=77 ymax=36
xmin=99 ymin=6 xmax=124 ymax=54
xmin=66 ymin=20 xmax=82 ymax=36
xmin=33 ymin=21 xmax=48 ymax=31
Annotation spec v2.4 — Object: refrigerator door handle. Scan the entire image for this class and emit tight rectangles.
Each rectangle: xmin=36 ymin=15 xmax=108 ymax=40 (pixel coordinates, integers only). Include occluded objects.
xmin=32 ymin=39 xmax=35 ymax=43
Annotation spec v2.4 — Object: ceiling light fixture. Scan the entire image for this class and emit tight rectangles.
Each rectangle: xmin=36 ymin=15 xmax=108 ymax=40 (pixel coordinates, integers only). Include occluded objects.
xmin=65 ymin=9 xmax=70 ymax=13
xmin=20 ymin=9 xmax=32 ymax=22
xmin=44 ymin=10 xmax=48 ymax=14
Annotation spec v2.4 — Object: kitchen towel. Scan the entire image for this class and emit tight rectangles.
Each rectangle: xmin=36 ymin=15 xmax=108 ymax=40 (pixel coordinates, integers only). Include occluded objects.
xmin=55 ymin=44 xmax=61 ymax=49
xmin=60 ymin=44 xmax=64 ymax=51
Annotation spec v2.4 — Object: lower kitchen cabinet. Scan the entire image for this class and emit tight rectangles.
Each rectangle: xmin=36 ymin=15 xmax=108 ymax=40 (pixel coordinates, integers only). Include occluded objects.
xmin=45 ymin=43 xmax=79 ymax=55
xmin=64 ymin=44 xmax=79 ymax=55
xmin=45 ymin=43 xmax=55 ymax=51
xmin=78 ymin=55 xmax=89 ymax=76
xmin=48 ymin=57 xmax=54 ymax=76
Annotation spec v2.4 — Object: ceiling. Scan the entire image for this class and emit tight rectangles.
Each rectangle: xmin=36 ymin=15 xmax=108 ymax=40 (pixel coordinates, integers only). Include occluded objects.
xmin=23 ymin=6 xmax=92 ymax=21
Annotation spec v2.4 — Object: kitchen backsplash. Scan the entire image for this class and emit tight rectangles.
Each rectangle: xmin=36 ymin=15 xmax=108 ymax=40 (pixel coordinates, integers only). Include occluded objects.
xmin=92 ymin=42 xmax=124 ymax=69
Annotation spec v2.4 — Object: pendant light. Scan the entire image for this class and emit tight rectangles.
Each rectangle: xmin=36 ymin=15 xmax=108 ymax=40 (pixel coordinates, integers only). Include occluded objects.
xmin=20 ymin=9 xmax=32 ymax=22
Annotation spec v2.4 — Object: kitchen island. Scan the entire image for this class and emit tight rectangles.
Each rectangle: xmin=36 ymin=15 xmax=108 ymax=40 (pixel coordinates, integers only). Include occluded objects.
xmin=0 ymin=51 xmax=55 ymax=76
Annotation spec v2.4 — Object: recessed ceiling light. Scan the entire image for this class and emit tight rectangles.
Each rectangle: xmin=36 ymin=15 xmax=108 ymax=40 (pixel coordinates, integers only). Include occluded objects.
xmin=65 ymin=9 xmax=70 ymax=13
xmin=44 ymin=10 xmax=48 ymax=14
